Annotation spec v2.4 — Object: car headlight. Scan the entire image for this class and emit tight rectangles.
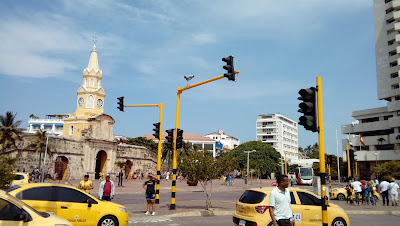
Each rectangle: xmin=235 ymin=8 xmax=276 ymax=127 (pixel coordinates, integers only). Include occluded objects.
xmin=119 ymin=207 xmax=127 ymax=213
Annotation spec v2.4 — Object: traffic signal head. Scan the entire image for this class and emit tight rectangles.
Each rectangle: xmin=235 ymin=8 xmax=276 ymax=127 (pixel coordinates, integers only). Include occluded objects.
xmin=117 ymin=96 xmax=124 ymax=112
xmin=327 ymin=155 xmax=332 ymax=165
xmin=153 ymin=122 xmax=160 ymax=139
xmin=298 ymin=87 xmax=317 ymax=132
xmin=222 ymin=56 xmax=235 ymax=81
xmin=165 ymin=129 xmax=174 ymax=149
xmin=176 ymin=129 xmax=184 ymax=149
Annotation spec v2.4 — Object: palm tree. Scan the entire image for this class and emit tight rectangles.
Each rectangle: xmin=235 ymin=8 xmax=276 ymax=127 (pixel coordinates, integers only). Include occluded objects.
xmin=30 ymin=129 xmax=55 ymax=170
xmin=0 ymin=111 xmax=23 ymax=153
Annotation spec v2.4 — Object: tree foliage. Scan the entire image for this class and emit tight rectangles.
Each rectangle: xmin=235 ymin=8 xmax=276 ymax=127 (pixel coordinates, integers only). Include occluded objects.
xmin=127 ymin=137 xmax=158 ymax=153
xmin=0 ymin=111 xmax=23 ymax=152
xmin=226 ymin=141 xmax=281 ymax=177
xmin=0 ymin=155 xmax=16 ymax=189
xmin=373 ymin=160 xmax=400 ymax=181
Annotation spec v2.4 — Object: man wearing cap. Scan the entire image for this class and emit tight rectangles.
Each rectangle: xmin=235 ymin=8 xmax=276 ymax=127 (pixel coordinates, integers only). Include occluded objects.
xmin=98 ymin=174 xmax=115 ymax=201
xmin=78 ymin=174 xmax=94 ymax=194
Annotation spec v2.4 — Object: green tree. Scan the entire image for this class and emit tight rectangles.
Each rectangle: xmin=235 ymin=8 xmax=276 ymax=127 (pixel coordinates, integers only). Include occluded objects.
xmin=127 ymin=137 xmax=158 ymax=153
xmin=0 ymin=111 xmax=23 ymax=153
xmin=0 ymin=155 xmax=16 ymax=189
xmin=179 ymin=149 xmax=225 ymax=210
xmin=29 ymin=130 xmax=56 ymax=170
xmin=373 ymin=160 xmax=400 ymax=180
xmin=226 ymin=141 xmax=281 ymax=178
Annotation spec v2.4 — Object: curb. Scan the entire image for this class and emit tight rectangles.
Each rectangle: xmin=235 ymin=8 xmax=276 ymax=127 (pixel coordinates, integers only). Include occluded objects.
xmin=346 ymin=210 xmax=400 ymax=215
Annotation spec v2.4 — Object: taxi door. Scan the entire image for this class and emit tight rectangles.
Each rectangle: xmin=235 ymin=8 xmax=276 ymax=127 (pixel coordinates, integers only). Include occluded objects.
xmin=289 ymin=191 xmax=303 ymax=226
xmin=0 ymin=197 xmax=33 ymax=226
xmin=54 ymin=187 xmax=97 ymax=226
xmin=296 ymin=191 xmax=322 ymax=225
xmin=15 ymin=186 xmax=57 ymax=215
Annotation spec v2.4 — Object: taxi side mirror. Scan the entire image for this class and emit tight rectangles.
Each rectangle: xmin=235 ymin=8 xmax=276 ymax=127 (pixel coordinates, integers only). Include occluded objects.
xmin=87 ymin=199 xmax=92 ymax=208
xmin=19 ymin=212 xmax=29 ymax=222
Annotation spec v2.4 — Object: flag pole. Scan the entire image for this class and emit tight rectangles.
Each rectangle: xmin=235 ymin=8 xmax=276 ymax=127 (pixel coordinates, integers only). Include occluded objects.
xmin=336 ymin=129 xmax=340 ymax=184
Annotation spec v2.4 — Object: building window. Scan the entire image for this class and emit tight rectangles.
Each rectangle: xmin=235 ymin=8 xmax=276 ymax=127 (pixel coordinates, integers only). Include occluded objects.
xmin=361 ymin=117 xmax=380 ymax=123
xmin=390 ymin=61 xmax=398 ymax=67
xmin=385 ymin=0 xmax=393 ymax=4
xmin=204 ymin=144 xmax=214 ymax=151
xmin=388 ymin=39 xmax=395 ymax=46
xmin=392 ymin=84 xmax=400 ymax=90
xmin=391 ymin=72 xmax=399 ymax=78
xmin=384 ymin=115 xmax=393 ymax=120
xmin=386 ymin=18 xmax=395 ymax=25
xmin=396 ymin=96 xmax=400 ymax=101
xmin=90 ymin=78 xmax=94 ymax=87
xmin=87 ymin=95 xmax=94 ymax=108
xmin=389 ymin=50 xmax=397 ymax=56
xmin=69 ymin=125 xmax=74 ymax=135
xmin=387 ymin=28 xmax=395 ymax=35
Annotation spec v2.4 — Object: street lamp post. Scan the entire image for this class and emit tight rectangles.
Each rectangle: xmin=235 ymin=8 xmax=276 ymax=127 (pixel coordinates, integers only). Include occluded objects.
xmin=374 ymin=152 xmax=378 ymax=179
xmin=244 ymin=150 xmax=256 ymax=186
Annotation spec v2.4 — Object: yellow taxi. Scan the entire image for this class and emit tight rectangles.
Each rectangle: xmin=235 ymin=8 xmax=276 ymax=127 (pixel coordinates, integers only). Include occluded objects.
xmin=0 ymin=189 xmax=72 ymax=226
xmin=233 ymin=187 xmax=350 ymax=226
xmin=330 ymin=186 xmax=380 ymax=201
xmin=7 ymin=183 xmax=128 ymax=226
xmin=12 ymin=172 xmax=30 ymax=186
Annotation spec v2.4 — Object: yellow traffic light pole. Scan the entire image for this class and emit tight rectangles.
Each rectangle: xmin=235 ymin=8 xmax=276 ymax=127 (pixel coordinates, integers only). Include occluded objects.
xmin=284 ymin=152 xmax=302 ymax=175
xmin=316 ymin=77 xmax=328 ymax=226
xmin=169 ymin=71 xmax=240 ymax=210
xmin=124 ymin=103 xmax=163 ymax=204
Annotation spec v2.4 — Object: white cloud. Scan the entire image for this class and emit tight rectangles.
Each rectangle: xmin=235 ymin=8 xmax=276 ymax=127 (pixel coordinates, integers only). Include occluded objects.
xmin=192 ymin=33 xmax=217 ymax=44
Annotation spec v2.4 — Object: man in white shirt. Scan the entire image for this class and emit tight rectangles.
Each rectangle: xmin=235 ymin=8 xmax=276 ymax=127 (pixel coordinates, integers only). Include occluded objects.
xmin=269 ymin=175 xmax=294 ymax=226
xmin=389 ymin=179 xmax=399 ymax=206
xmin=380 ymin=179 xmax=390 ymax=206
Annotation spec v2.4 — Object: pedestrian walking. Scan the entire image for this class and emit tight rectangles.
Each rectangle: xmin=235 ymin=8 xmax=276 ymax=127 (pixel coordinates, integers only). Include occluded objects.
xmin=78 ymin=174 xmax=94 ymax=194
xmin=345 ymin=182 xmax=351 ymax=203
xmin=98 ymin=174 xmax=115 ymax=201
xmin=227 ymin=173 xmax=230 ymax=186
xmin=143 ymin=174 xmax=156 ymax=216
xmin=166 ymin=171 xmax=170 ymax=181
xmin=268 ymin=175 xmax=294 ymax=226
xmin=389 ymin=179 xmax=399 ymax=206
xmin=380 ymin=179 xmax=390 ymax=206
xmin=118 ymin=170 xmax=124 ymax=187
xmin=367 ymin=178 xmax=375 ymax=205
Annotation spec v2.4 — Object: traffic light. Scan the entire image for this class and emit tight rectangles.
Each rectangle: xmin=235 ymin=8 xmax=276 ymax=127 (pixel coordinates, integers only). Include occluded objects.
xmin=298 ymin=87 xmax=317 ymax=132
xmin=153 ymin=122 xmax=160 ymax=139
xmin=222 ymin=56 xmax=235 ymax=81
xmin=327 ymin=155 xmax=332 ymax=165
xmin=117 ymin=96 xmax=124 ymax=112
xmin=176 ymin=128 xmax=184 ymax=149
xmin=165 ymin=129 xmax=174 ymax=149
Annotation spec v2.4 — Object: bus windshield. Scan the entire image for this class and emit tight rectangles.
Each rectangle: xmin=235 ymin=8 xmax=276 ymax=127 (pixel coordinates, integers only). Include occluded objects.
xmin=299 ymin=168 xmax=313 ymax=180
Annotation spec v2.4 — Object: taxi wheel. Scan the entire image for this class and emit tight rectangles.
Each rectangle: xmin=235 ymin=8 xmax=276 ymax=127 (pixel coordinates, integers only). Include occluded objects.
xmin=97 ymin=215 xmax=119 ymax=226
xmin=337 ymin=193 xmax=345 ymax=201
xmin=332 ymin=217 xmax=347 ymax=226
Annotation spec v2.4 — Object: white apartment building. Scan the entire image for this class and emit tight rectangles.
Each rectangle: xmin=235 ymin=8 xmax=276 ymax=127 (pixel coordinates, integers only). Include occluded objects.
xmin=341 ymin=0 xmax=400 ymax=179
xmin=27 ymin=116 xmax=65 ymax=136
xmin=204 ymin=130 xmax=240 ymax=150
xmin=256 ymin=114 xmax=299 ymax=158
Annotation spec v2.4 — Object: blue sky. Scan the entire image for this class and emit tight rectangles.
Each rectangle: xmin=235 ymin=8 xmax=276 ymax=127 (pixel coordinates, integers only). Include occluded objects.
xmin=0 ymin=0 xmax=382 ymax=156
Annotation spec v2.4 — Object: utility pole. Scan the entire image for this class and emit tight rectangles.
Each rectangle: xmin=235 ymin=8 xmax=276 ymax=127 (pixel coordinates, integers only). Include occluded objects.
xmin=244 ymin=150 xmax=256 ymax=186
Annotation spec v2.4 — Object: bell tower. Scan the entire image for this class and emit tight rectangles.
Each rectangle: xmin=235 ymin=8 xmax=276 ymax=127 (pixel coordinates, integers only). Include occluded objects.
xmin=63 ymin=42 xmax=106 ymax=139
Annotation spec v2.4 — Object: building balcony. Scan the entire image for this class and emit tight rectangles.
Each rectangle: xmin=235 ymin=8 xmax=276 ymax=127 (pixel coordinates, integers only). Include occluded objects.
xmin=342 ymin=120 xmax=389 ymax=134
xmin=28 ymin=118 xmax=64 ymax=123
xmin=354 ymin=150 xmax=400 ymax=162
xmin=394 ymin=0 xmax=400 ymax=10
xmin=388 ymin=100 xmax=400 ymax=111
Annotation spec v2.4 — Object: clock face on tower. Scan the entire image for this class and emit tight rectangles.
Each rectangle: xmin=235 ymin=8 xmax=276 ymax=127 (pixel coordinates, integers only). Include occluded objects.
xmin=97 ymin=99 xmax=104 ymax=108
xmin=78 ymin=97 xmax=84 ymax=106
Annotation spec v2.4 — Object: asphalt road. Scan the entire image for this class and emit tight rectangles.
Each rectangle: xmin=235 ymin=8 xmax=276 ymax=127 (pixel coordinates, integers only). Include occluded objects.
xmin=129 ymin=214 xmax=400 ymax=226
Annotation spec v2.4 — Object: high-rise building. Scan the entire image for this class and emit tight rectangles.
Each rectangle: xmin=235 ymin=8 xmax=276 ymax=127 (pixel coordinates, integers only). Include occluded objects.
xmin=256 ymin=114 xmax=299 ymax=158
xmin=341 ymin=0 xmax=400 ymax=179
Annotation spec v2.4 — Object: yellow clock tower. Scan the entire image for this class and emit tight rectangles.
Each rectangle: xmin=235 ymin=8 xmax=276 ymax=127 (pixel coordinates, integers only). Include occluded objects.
xmin=62 ymin=44 xmax=106 ymax=139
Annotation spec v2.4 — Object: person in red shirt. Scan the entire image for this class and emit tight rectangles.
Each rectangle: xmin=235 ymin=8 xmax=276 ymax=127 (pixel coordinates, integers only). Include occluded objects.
xmin=143 ymin=174 xmax=156 ymax=215
xmin=98 ymin=174 xmax=115 ymax=201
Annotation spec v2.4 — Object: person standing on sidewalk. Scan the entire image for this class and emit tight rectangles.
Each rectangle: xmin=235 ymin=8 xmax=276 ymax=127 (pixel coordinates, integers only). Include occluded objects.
xmin=269 ymin=175 xmax=294 ymax=226
xmin=380 ymin=179 xmax=390 ymax=206
xmin=143 ymin=174 xmax=156 ymax=215
xmin=389 ymin=179 xmax=399 ymax=206
xmin=117 ymin=170 xmax=124 ymax=187
xmin=78 ymin=174 xmax=94 ymax=194
xmin=98 ymin=174 xmax=115 ymax=201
